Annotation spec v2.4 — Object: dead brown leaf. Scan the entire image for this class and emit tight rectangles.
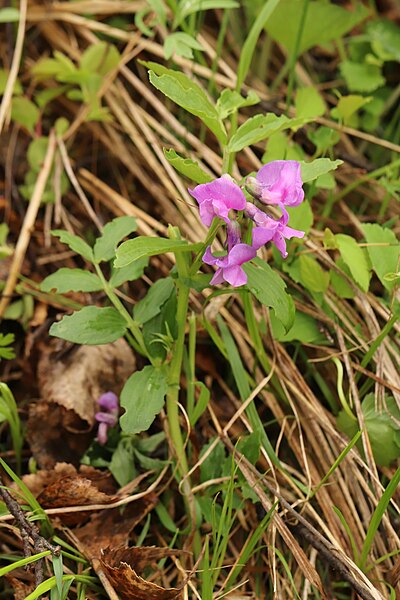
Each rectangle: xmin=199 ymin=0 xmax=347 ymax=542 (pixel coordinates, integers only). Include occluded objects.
xmin=37 ymin=338 xmax=135 ymax=423
xmin=73 ymin=493 xmax=158 ymax=560
xmin=100 ymin=546 xmax=186 ymax=600
xmin=5 ymin=576 xmax=35 ymax=600
xmin=22 ymin=463 xmax=117 ymax=525
xmin=27 ymin=337 xmax=135 ymax=467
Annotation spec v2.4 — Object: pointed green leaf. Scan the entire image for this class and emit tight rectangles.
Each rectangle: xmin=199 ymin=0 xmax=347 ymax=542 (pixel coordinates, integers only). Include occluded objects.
xmin=227 ymin=113 xmax=305 ymax=153
xmin=164 ymin=148 xmax=213 ymax=184
xmin=362 ymin=223 xmax=400 ymax=291
xmin=300 ymin=158 xmax=343 ymax=183
xmin=49 ymin=307 xmax=127 ymax=345
xmin=335 ymin=234 xmax=371 ymax=292
xmin=114 ymin=236 xmax=200 ymax=267
xmin=94 ymin=216 xmax=137 ymax=262
xmin=40 ymin=268 xmax=102 ymax=293
xmin=244 ymin=258 xmax=295 ymax=331
xmin=109 ymin=257 xmax=148 ymax=287
xmin=51 ymin=230 xmax=94 ymax=262
xmin=144 ymin=62 xmax=226 ymax=143
xmin=120 ymin=365 xmax=168 ymax=434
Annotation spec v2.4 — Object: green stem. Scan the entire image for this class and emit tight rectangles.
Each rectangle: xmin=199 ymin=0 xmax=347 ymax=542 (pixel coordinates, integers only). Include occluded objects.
xmin=94 ymin=264 xmax=150 ymax=360
xmin=286 ymin=0 xmax=310 ymax=109
xmin=166 ymin=281 xmax=190 ymax=476
xmin=334 ymin=157 xmax=400 ymax=203
xmin=190 ymin=219 xmax=221 ymax=276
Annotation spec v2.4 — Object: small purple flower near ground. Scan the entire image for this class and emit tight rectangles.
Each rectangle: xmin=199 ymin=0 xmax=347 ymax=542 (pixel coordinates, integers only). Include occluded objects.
xmin=245 ymin=202 xmax=305 ymax=258
xmin=247 ymin=160 xmax=304 ymax=207
xmin=189 ymin=174 xmax=246 ymax=226
xmin=95 ymin=391 xmax=119 ymax=445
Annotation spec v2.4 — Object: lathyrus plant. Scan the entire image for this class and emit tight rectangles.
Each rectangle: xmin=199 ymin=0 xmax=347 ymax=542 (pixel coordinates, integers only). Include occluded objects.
xmin=42 ymin=58 xmax=342 ymax=530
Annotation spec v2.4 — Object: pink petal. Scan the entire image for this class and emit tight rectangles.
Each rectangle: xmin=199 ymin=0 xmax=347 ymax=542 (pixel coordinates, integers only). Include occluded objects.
xmin=281 ymin=225 xmax=305 ymax=240
xmin=223 ymin=265 xmax=248 ymax=287
xmin=272 ymin=232 xmax=288 ymax=258
xmin=227 ymin=243 xmax=256 ymax=266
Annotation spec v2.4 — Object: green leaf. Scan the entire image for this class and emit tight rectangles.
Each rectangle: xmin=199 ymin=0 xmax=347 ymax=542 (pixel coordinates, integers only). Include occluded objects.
xmin=51 ymin=230 xmax=94 ymax=262
xmin=337 ymin=394 xmax=400 ymax=467
xmin=331 ymin=95 xmax=372 ymax=125
xmin=331 ymin=258 xmax=356 ymax=299
xmin=295 ymin=87 xmax=326 ymax=118
xmin=40 ymin=268 xmax=103 ymax=293
xmin=367 ymin=19 xmax=400 ymax=62
xmin=164 ymin=148 xmax=213 ymax=184
xmin=80 ymin=42 xmax=120 ymax=77
xmin=109 ymin=257 xmax=148 ymax=287
xmin=114 ymin=236 xmax=199 ymax=268
xmin=93 ymin=216 xmax=137 ymax=263
xmin=164 ymin=32 xmax=204 ymax=60
xmin=145 ymin=63 xmax=226 ymax=143
xmin=0 ymin=70 xmax=23 ymax=95
xmin=228 ymin=113 xmax=304 ymax=153
xmin=11 ymin=97 xmax=39 ymax=134
xmin=216 ymin=89 xmax=260 ymax=120
xmin=299 ymin=255 xmax=330 ymax=293
xmin=265 ymin=1 xmax=369 ymax=55
xmin=109 ymin=439 xmax=137 ymax=486
xmin=244 ymin=258 xmax=295 ymax=331
xmin=340 ymin=61 xmax=385 ymax=93
xmin=0 ymin=7 xmax=20 ymax=22
xmin=49 ymin=307 xmax=127 ymax=345
xmin=335 ymin=234 xmax=371 ymax=292
xmin=237 ymin=0 xmax=281 ymax=89
xmin=35 ymin=86 xmax=69 ymax=109
xmin=286 ymin=200 xmax=313 ymax=234
xmin=307 ymin=126 xmax=340 ymax=156
xmin=361 ymin=223 xmax=400 ymax=292
xmin=120 ymin=366 xmax=168 ymax=434
xmin=270 ymin=310 xmax=325 ymax=344
xmin=134 ymin=277 xmax=175 ymax=325
xmin=174 ymin=0 xmax=239 ymax=27
xmin=189 ymin=382 xmax=211 ymax=426
xmin=300 ymin=158 xmax=343 ymax=183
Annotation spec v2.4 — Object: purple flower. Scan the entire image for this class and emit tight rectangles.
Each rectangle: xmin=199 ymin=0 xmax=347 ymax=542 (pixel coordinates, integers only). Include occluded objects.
xmin=245 ymin=202 xmax=304 ymax=258
xmin=247 ymin=160 xmax=304 ymax=207
xmin=95 ymin=392 xmax=119 ymax=445
xmin=203 ymin=243 xmax=256 ymax=287
xmin=189 ymin=175 xmax=246 ymax=227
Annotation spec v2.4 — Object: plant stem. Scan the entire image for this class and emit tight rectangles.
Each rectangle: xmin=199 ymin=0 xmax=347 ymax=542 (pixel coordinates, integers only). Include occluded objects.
xmin=94 ymin=264 xmax=150 ymax=360
xmin=166 ymin=281 xmax=190 ymax=476
xmin=286 ymin=0 xmax=309 ymax=109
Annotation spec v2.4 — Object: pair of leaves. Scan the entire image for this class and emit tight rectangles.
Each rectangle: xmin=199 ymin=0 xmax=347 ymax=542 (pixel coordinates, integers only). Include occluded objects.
xmin=144 ymin=61 xmax=227 ymax=144
xmin=337 ymin=394 xmax=400 ymax=467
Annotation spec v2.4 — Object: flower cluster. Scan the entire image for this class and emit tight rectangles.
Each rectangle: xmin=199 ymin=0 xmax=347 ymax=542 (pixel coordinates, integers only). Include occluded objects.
xmin=95 ymin=391 xmax=119 ymax=445
xmin=189 ymin=160 xmax=305 ymax=287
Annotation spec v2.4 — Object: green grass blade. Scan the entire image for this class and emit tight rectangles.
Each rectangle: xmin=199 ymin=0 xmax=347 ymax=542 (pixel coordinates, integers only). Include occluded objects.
xmin=0 ymin=550 xmax=51 ymax=577
xmin=359 ymin=466 xmax=400 ymax=570
xmin=237 ymin=0 xmax=281 ymax=90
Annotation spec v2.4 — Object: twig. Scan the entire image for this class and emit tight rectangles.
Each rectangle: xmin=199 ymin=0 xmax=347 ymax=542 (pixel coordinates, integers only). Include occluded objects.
xmin=0 ymin=0 xmax=27 ymax=134
xmin=0 ymin=474 xmax=60 ymax=591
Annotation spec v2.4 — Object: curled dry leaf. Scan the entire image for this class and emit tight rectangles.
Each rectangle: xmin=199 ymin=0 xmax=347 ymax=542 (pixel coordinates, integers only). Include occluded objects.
xmin=5 ymin=576 xmax=35 ymax=600
xmin=37 ymin=338 xmax=135 ymax=423
xmin=73 ymin=493 xmax=158 ymax=560
xmin=28 ymin=338 xmax=135 ymax=468
xmin=22 ymin=463 xmax=117 ymax=526
xmin=100 ymin=546 xmax=187 ymax=600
